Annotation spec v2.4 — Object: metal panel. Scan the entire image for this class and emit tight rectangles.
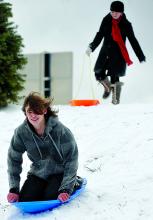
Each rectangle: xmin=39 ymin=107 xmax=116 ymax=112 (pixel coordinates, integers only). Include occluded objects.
xmin=51 ymin=78 xmax=72 ymax=104
xmin=51 ymin=52 xmax=73 ymax=78
xmin=18 ymin=52 xmax=72 ymax=104
xmin=50 ymin=52 xmax=72 ymax=104
xmin=19 ymin=53 xmax=44 ymax=97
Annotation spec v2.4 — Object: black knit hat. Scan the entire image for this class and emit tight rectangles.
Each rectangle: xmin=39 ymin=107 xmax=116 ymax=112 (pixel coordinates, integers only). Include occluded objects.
xmin=110 ymin=1 xmax=124 ymax=12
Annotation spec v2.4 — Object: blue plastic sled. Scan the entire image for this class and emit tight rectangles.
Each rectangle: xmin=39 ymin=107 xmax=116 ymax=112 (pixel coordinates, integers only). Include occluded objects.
xmin=13 ymin=178 xmax=87 ymax=214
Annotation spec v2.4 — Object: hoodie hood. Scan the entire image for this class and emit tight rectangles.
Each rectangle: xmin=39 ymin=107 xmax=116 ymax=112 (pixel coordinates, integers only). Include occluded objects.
xmin=24 ymin=116 xmax=59 ymax=135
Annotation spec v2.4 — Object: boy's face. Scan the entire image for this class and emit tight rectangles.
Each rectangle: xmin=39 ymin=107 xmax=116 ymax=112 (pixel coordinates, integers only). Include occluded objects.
xmin=111 ymin=11 xmax=123 ymax=19
xmin=25 ymin=105 xmax=46 ymax=127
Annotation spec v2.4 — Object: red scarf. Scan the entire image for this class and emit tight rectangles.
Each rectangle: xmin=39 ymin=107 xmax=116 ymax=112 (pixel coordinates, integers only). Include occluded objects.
xmin=112 ymin=17 xmax=133 ymax=66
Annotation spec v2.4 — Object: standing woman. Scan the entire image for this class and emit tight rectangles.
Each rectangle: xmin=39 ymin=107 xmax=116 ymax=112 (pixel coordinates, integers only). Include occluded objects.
xmin=86 ymin=1 xmax=146 ymax=104
xmin=7 ymin=92 xmax=82 ymax=203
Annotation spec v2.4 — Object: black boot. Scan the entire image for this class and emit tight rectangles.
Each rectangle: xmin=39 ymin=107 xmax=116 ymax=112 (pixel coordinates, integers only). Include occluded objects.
xmin=111 ymin=82 xmax=124 ymax=105
xmin=99 ymin=77 xmax=111 ymax=99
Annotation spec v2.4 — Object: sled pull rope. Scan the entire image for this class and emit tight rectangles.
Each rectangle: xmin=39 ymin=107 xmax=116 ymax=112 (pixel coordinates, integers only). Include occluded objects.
xmin=89 ymin=55 xmax=96 ymax=99
xmin=74 ymin=54 xmax=96 ymax=99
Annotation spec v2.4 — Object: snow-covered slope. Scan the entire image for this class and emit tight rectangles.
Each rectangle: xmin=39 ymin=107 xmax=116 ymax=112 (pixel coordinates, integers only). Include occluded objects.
xmin=1 ymin=103 xmax=153 ymax=219
xmin=1 ymin=1 xmax=153 ymax=218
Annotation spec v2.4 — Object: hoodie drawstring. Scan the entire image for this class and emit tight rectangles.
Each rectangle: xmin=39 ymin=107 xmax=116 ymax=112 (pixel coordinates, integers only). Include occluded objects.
xmin=31 ymin=132 xmax=63 ymax=161
xmin=32 ymin=133 xmax=43 ymax=159
xmin=48 ymin=133 xmax=63 ymax=161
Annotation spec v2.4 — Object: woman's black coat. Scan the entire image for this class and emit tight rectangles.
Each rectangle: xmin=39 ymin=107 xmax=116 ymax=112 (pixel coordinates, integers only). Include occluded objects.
xmin=89 ymin=13 xmax=145 ymax=77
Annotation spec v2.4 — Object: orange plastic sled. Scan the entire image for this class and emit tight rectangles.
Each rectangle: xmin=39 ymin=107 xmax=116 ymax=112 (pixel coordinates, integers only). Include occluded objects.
xmin=69 ymin=99 xmax=100 ymax=106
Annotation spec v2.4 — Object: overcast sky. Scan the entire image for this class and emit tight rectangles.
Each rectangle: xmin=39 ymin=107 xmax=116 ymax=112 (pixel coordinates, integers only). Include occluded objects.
xmin=5 ymin=0 xmax=153 ymax=53
xmin=5 ymin=0 xmax=153 ymax=103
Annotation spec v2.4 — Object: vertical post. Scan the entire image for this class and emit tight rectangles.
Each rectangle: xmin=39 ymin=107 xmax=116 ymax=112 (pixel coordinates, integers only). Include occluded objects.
xmin=44 ymin=53 xmax=51 ymax=97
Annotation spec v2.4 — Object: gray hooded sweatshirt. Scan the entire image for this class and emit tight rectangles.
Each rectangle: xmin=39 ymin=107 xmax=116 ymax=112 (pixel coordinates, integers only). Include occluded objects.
xmin=7 ymin=116 xmax=78 ymax=194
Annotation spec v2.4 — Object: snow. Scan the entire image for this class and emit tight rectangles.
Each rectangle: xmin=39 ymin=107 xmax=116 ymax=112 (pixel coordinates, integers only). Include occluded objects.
xmin=1 ymin=103 xmax=153 ymax=219
xmin=1 ymin=0 xmax=153 ymax=219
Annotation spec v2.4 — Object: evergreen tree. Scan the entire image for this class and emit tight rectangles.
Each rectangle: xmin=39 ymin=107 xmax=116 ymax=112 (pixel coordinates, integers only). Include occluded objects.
xmin=0 ymin=0 xmax=27 ymax=107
